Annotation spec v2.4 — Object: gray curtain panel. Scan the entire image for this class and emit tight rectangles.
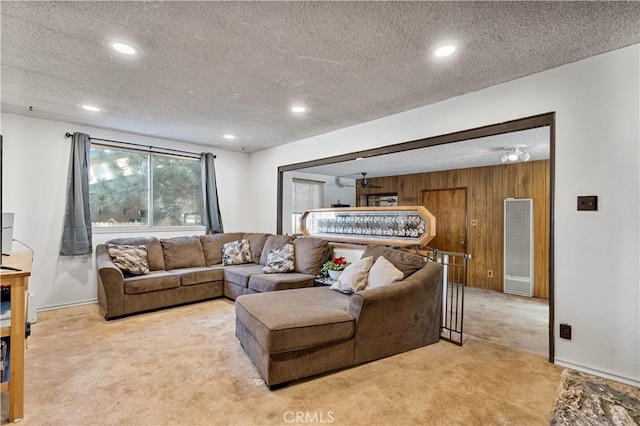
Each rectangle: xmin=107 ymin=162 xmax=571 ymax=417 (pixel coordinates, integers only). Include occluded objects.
xmin=201 ymin=152 xmax=224 ymax=234
xmin=60 ymin=132 xmax=92 ymax=255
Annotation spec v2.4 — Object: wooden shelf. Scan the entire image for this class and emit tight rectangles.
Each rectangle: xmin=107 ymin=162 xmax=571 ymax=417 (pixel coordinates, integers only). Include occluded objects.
xmin=0 ymin=326 xmax=9 ymax=338
xmin=0 ymin=251 xmax=32 ymax=423
xmin=1 ymin=381 xmax=8 ymax=393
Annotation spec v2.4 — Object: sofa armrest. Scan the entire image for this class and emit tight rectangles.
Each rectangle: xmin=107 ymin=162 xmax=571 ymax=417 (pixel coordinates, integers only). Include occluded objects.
xmin=347 ymin=262 xmax=443 ymax=364
xmin=96 ymin=244 xmax=126 ymax=319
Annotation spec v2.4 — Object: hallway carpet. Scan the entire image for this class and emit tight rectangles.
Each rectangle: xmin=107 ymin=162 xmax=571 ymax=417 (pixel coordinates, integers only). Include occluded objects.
xmin=2 ymin=299 xmax=562 ymax=425
xmin=463 ymin=286 xmax=549 ymax=356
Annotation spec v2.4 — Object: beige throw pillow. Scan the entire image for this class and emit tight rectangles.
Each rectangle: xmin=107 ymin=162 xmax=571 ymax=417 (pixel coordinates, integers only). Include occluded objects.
xmin=331 ymin=256 xmax=373 ymax=294
xmin=367 ymin=256 xmax=404 ymax=288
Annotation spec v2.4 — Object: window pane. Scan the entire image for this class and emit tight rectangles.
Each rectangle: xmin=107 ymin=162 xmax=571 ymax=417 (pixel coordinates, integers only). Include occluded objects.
xmin=292 ymin=180 xmax=324 ymax=212
xmin=90 ymin=147 xmax=149 ymax=226
xmin=152 ymin=155 xmax=203 ymax=226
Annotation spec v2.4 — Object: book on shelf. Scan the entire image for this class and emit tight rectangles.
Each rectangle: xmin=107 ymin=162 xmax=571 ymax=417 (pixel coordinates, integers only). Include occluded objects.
xmin=0 ymin=337 xmax=8 ymax=383
xmin=0 ymin=299 xmax=10 ymax=328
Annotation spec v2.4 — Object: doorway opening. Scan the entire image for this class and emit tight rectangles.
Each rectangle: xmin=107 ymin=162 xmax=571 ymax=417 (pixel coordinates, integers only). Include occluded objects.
xmin=277 ymin=112 xmax=555 ymax=362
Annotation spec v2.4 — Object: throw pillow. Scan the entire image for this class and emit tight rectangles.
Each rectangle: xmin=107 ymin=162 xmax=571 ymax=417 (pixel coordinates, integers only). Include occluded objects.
xmin=367 ymin=256 xmax=404 ymax=289
xmin=331 ymin=256 xmax=373 ymax=294
xmin=221 ymin=239 xmax=253 ymax=266
xmin=107 ymin=244 xmax=150 ymax=275
xmin=262 ymin=243 xmax=295 ymax=273
xmin=259 ymin=234 xmax=293 ymax=265
xmin=361 ymin=245 xmax=426 ymax=278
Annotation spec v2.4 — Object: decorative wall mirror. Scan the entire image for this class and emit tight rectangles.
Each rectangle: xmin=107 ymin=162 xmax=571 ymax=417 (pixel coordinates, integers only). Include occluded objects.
xmin=300 ymin=206 xmax=436 ymax=247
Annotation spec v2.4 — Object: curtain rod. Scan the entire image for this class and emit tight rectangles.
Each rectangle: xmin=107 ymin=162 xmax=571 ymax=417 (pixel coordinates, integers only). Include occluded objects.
xmin=64 ymin=132 xmax=215 ymax=159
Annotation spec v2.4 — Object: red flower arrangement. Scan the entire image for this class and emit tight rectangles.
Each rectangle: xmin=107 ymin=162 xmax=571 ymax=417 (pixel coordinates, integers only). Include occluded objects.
xmin=322 ymin=256 xmax=350 ymax=272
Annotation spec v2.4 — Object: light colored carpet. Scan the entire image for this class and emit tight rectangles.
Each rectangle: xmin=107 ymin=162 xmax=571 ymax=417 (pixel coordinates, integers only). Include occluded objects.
xmin=2 ymin=299 xmax=563 ymax=425
xmin=463 ymin=286 xmax=549 ymax=356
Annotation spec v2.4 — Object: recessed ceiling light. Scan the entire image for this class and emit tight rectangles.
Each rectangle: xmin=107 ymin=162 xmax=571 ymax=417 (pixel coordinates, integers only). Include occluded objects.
xmin=434 ymin=45 xmax=456 ymax=58
xmin=223 ymin=134 xmax=236 ymax=140
xmin=289 ymin=105 xmax=307 ymax=114
xmin=81 ymin=105 xmax=101 ymax=112
xmin=112 ymin=42 xmax=137 ymax=55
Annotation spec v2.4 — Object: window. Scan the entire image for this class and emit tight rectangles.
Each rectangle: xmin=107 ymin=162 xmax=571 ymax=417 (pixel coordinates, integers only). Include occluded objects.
xmin=89 ymin=146 xmax=203 ymax=228
xmin=291 ymin=178 xmax=324 ymax=235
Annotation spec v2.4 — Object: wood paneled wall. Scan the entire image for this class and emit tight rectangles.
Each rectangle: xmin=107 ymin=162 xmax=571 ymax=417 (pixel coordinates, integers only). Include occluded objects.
xmin=357 ymin=160 xmax=550 ymax=299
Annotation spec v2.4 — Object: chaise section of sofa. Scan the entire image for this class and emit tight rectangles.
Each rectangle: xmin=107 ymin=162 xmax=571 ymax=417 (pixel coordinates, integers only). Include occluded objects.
xmin=235 ymin=287 xmax=356 ymax=386
xmin=235 ymin=246 xmax=444 ymax=388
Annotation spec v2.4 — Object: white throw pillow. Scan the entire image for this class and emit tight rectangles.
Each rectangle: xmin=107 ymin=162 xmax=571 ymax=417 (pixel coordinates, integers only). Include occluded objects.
xmin=331 ymin=256 xmax=373 ymax=293
xmin=367 ymin=256 xmax=404 ymax=288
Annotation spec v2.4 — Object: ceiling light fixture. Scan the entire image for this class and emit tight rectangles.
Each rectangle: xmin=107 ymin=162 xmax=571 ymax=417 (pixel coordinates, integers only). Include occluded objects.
xmin=289 ymin=105 xmax=307 ymax=114
xmin=112 ymin=42 xmax=137 ymax=55
xmin=500 ymin=145 xmax=530 ymax=163
xmin=434 ymin=45 xmax=456 ymax=58
xmin=81 ymin=105 xmax=101 ymax=112
xmin=223 ymin=134 xmax=236 ymax=140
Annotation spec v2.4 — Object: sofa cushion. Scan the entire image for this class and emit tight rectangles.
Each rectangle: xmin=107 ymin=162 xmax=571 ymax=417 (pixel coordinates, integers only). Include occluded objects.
xmin=248 ymin=273 xmax=315 ymax=292
xmin=361 ymin=245 xmax=426 ymax=278
xmin=222 ymin=239 xmax=253 ymax=266
xmin=235 ymin=287 xmax=355 ymax=353
xmin=293 ymin=237 xmax=330 ymax=275
xmin=259 ymin=235 xmax=293 ymax=265
xmin=169 ymin=266 xmax=224 ymax=286
xmin=200 ymin=233 xmax=244 ymax=266
xmin=331 ymin=256 xmax=373 ymax=293
xmin=161 ymin=236 xmax=206 ymax=269
xmin=106 ymin=244 xmax=150 ymax=275
xmin=224 ymin=264 xmax=265 ymax=288
xmin=367 ymin=256 xmax=404 ymax=288
xmin=124 ymin=271 xmax=181 ymax=295
xmin=243 ymin=233 xmax=271 ymax=264
xmin=262 ymin=243 xmax=295 ymax=273
xmin=106 ymin=237 xmax=165 ymax=271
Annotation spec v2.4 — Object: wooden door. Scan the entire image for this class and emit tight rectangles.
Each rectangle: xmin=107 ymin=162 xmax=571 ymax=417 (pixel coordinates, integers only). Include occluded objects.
xmin=422 ymin=188 xmax=467 ymax=253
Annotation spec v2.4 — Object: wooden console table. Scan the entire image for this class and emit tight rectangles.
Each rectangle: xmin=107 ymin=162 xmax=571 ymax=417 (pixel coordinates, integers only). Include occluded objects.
xmin=1 ymin=251 xmax=32 ymax=423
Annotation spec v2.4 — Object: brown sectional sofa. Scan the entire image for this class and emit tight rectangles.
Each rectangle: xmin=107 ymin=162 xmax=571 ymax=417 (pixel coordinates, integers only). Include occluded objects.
xmin=97 ymin=234 xmax=444 ymax=389
xmin=234 ymin=245 xmax=444 ymax=388
xmin=96 ymin=233 xmax=331 ymax=319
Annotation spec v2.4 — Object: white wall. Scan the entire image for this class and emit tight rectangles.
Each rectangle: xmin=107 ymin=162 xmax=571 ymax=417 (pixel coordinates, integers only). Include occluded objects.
xmin=1 ymin=114 xmax=251 ymax=310
xmin=249 ymin=45 xmax=640 ymax=385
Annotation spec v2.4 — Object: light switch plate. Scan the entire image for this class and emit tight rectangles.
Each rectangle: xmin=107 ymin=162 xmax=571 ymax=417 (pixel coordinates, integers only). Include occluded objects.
xmin=577 ymin=196 xmax=598 ymax=211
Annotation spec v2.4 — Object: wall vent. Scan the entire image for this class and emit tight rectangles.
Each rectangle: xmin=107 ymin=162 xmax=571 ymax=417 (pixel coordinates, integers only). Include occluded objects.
xmin=504 ymin=198 xmax=534 ymax=297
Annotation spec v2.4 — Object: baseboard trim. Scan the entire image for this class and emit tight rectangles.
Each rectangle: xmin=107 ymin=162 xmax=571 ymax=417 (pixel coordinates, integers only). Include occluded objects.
xmin=38 ymin=299 xmax=98 ymax=312
xmin=555 ymin=358 xmax=640 ymax=387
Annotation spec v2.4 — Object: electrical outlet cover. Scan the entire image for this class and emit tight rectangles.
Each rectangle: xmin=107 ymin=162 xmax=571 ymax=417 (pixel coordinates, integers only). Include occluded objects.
xmin=560 ymin=323 xmax=572 ymax=340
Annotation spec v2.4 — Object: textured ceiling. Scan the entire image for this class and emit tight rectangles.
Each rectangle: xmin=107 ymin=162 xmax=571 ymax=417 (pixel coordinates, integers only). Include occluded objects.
xmin=1 ymin=1 xmax=639 ymax=153
xmin=296 ymin=126 xmax=550 ymax=179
